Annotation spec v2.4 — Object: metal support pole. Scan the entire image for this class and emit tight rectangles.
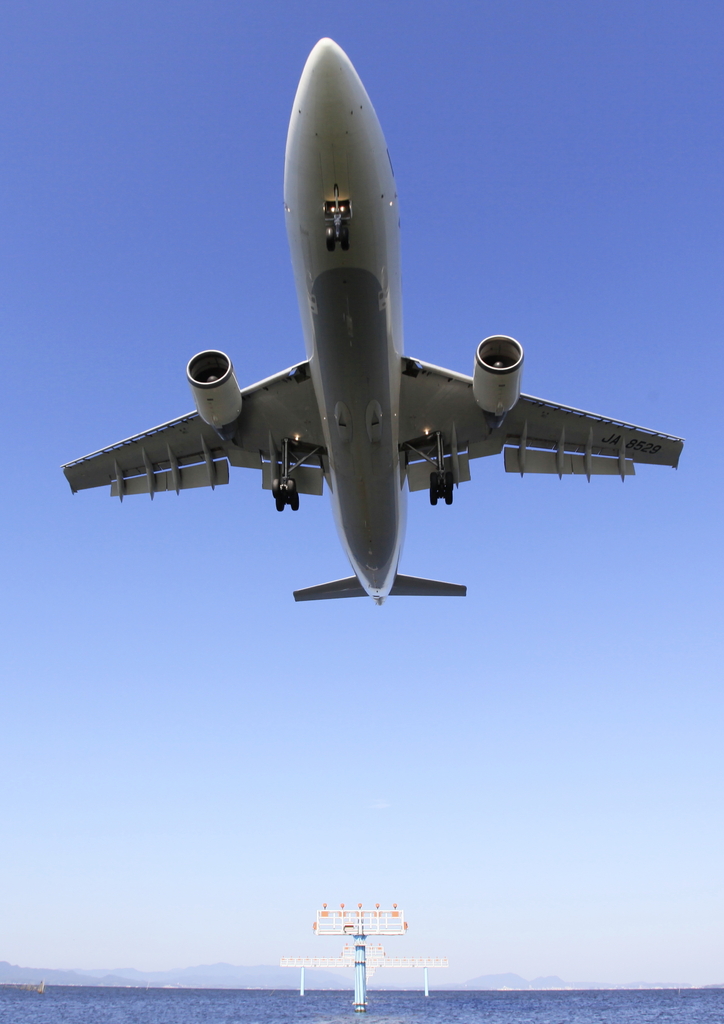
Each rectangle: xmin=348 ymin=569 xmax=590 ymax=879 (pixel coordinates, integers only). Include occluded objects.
xmin=300 ymin=966 xmax=305 ymax=997
xmin=424 ymin=966 xmax=429 ymax=997
xmin=353 ymin=933 xmax=367 ymax=1012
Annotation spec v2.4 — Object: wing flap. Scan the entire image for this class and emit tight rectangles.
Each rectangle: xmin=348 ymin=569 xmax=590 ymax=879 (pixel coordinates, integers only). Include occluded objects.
xmin=503 ymin=447 xmax=635 ymax=477
xmin=110 ymin=458 xmax=230 ymax=497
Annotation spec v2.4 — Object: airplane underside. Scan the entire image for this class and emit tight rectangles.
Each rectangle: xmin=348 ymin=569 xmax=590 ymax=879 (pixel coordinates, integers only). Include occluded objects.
xmin=310 ymin=268 xmax=399 ymax=593
xmin=61 ymin=38 xmax=684 ymax=603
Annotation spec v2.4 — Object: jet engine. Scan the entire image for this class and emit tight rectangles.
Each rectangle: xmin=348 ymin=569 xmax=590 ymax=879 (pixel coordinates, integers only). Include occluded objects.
xmin=187 ymin=350 xmax=242 ymax=440
xmin=472 ymin=335 xmax=524 ymax=426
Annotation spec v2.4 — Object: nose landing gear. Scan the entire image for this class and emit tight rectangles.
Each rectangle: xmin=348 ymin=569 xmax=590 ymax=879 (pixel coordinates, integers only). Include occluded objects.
xmin=324 ymin=185 xmax=352 ymax=252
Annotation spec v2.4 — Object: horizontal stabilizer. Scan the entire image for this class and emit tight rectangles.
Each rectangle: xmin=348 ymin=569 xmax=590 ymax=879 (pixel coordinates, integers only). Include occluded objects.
xmin=293 ymin=577 xmax=367 ymax=601
xmin=389 ymin=574 xmax=466 ymax=597
xmin=293 ymin=574 xmax=466 ymax=601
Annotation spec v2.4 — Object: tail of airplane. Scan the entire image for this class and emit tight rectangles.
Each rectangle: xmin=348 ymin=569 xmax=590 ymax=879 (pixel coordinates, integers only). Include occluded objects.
xmin=293 ymin=574 xmax=466 ymax=601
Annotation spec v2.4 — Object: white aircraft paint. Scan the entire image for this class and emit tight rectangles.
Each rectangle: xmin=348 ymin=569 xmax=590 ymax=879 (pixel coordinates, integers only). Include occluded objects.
xmin=61 ymin=39 xmax=684 ymax=604
xmin=284 ymin=39 xmax=406 ymax=602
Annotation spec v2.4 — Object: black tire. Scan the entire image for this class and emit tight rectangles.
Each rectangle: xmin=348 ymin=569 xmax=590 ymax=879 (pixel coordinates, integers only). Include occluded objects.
xmin=429 ymin=471 xmax=439 ymax=505
xmin=326 ymin=227 xmax=336 ymax=252
xmin=275 ymin=495 xmax=286 ymax=512
xmin=444 ymin=470 xmax=454 ymax=505
xmin=340 ymin=226 xmax=350 ymax=251
xmin=290 ymin=490 xmax=300 ymax=511
xmin=272 ymin=478 xmax=282 ymax=500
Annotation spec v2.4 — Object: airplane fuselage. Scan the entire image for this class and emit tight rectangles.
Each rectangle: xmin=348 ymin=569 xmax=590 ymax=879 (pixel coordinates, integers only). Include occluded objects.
xmin=60 ymin=38 xmax=684 ymax=604
xmin=284 ymin=39 xmax=404 ymax=601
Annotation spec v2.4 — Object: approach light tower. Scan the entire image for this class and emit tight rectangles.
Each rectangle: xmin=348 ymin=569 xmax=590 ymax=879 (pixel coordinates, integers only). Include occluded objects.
xmin=280 ymin=903 xmax=448 ymax=1012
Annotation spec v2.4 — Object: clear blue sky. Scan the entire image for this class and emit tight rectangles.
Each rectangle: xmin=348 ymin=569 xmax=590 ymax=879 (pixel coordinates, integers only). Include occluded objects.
xmin=1 ymin=0 xmax=722 ymax=986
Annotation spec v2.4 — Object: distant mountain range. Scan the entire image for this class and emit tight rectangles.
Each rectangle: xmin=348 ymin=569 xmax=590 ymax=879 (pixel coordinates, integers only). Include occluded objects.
xmin=0 ymin=961 xmax=710 ymax=990
xmin=0 ymin=961 xmax=348 ymax=990
xmin=452 ymin=973 xmax=569 ymax=990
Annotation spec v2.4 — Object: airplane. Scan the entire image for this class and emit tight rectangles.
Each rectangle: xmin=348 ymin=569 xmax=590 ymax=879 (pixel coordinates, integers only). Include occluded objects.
xmin=62 ymin=38 xmax=684 ymax=605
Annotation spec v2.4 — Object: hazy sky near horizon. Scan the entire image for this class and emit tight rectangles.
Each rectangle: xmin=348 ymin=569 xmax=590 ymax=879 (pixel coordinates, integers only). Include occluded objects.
xmin=1 ymin=0 xmax=722 ymax=986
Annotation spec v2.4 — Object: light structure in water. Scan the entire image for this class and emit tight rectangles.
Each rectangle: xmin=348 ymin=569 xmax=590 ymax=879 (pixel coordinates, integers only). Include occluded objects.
xmin=280 ymin=903 xmax=448 ymax=1012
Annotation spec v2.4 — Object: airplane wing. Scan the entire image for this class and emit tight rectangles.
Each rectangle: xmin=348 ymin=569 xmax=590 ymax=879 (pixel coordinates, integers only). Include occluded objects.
xmin=62 ymin=361 xmax=327 ymax=498
xmin=399 ymin=356 xmax=684 ymax=490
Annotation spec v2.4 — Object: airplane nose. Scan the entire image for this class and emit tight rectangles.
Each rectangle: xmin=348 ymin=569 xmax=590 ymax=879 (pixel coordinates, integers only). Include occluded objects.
xmin=305 ymin=37 xmax=354 ymax=78
xmin=297 ymin=38 xmax=365 ymax=120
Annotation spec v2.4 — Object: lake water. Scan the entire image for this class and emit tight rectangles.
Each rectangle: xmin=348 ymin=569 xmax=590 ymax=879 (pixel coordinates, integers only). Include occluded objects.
xmin=1 ymin=987 xmax=722 ymax=1023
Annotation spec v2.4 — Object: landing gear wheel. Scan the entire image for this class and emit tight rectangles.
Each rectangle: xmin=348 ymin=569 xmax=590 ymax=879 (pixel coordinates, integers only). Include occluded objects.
xmin=429 ymin=471 xmax=439 ymax=506
xmin=284 ymin=477 xmax=299 ymax=511
xmin=273 ymin=440 xmax=309 ymax=513
xmin=326 ymin=227 xmax=336 ymax=252
xmin=340 ymin=226 xmax=350 ymax=251
xmin=425 ymin=433 xmax=454 ymax=508
xmin=444 ymin=470 xmax=454 ymax=505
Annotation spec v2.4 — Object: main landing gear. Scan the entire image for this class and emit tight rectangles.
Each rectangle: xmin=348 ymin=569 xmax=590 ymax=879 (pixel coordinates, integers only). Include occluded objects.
xmin=401 ymin=430 xmax=456 ymax=507
xmin=272 ymin=475 xmax=299 ymax=511
xmin=430 ymin=469 xmax=454 ymax=506
xmin=324 ymin=185 xmax=351 ymax=252
xmin=429 ymin=431 xmax=454 ymax=506
xmin=272 ymin=437 xmax=300 ymax=512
